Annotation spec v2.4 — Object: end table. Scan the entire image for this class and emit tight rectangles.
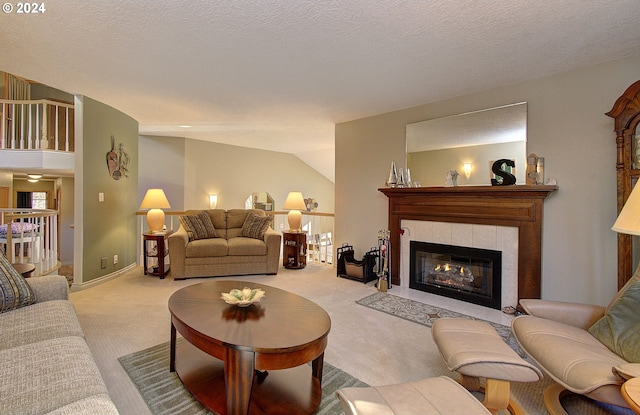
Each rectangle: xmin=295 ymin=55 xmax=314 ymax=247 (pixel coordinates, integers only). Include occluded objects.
xmin=282 ymin=231 xmax=307 ymax=269
xmin=143 ymin=230 xmax=173 ymax=279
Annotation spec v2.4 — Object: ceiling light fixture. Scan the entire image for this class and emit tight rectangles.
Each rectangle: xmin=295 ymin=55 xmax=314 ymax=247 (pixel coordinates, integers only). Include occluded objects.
xmin=27 ymin=174 xmax=42 ymax=179
xmin=27 ymin=179 xmax=39 ymax=183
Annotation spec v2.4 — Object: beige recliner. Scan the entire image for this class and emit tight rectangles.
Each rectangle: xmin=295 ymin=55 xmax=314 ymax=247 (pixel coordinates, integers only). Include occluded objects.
xmin=512 ymin=267 xmax=640 ymax=415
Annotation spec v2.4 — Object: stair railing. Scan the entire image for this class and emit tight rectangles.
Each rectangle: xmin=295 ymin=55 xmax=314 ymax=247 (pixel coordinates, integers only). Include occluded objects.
xmin=0 ymin=99 xmax=74 ymax=152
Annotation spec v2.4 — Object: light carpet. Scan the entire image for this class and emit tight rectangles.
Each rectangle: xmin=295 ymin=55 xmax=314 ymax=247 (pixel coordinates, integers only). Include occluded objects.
xmin=119 ymin=340 xmax=367 ymax=415
xmin=356 ymin=291 xmax=634 ymax=415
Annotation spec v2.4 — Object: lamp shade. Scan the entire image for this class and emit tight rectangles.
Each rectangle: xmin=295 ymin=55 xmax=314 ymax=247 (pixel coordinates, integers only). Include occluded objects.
xmin=140 ymin=189 xmax=171 ymax=232
xmin=613 ymin=184 xmax=640 ymax=236
xmin=282 ymin=191 xmax=306 ymax=210
xmin=283 ymin=191 xmax=306 ymax=232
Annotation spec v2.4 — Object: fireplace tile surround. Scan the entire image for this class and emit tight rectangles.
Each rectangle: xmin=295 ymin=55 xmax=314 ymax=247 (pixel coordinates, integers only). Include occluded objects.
xmin=379 ymin=185 xmax=557 ymax=308
xmin=401 ymin=220 xmax=518 ymax=309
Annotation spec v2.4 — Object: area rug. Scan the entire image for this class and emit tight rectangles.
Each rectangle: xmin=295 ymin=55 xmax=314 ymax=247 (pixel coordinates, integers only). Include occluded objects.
xmin=119 ymin=340 xmax=367 ymax=415
xmin=356 ymin=291 xmax=518 ymax=349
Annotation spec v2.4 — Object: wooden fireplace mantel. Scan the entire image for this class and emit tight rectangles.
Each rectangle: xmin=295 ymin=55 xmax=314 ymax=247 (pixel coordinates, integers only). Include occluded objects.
xmin=379 ymin=185 xmax=557 ymax=302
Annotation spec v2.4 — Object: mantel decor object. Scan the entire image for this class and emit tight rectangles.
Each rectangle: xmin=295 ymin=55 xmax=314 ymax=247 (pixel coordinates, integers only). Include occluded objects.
xmin=490 ymin=159 xmax=517 ymax=186
xmin=387 ymin=161 xmax=398 ymax=187
xmin=221 ymin=287 xmax=266 ymax=307
xmin=444 ymin=170 xmax=459 ymax=187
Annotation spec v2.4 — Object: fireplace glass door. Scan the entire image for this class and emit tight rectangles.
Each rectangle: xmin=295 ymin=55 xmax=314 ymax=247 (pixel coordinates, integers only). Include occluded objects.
xmin=410 ymin=241 xmax=502 ymax=309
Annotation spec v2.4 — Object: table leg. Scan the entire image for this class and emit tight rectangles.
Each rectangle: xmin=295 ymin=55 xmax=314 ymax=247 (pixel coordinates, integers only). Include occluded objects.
xmin=169 ymin=321 xmax=176 ymax=372
xmin=143 ymin=239 xmax=148 ymax=275
xmin=226 ymin=349 xmax=255 ymax=415
xmin=158 ymin=238 xmax=165 ymax=279
xmin=311 ymin=352 xmax=324 ymax=386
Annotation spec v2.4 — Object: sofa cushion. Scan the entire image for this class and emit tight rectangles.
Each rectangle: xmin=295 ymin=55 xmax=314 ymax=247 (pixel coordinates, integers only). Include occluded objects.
xmin=228 ymin=237 xmax=268 ymax=256
xmin=179 ymin=210 xmax=217 ymax=240
xmin=185 ymin=237 xmax=228 ymax=258
xmin=240 ymin=212 xmax=273 ymax=240
xmin=0 ymin=336 xmax=111 ymax=415
xmin=0 ymin=251 xmax=36 ymax=313
xmin=589 ymin=279 xmax=640 ymax=363
xmin=0 ymin=300 xmax=84 ymax=350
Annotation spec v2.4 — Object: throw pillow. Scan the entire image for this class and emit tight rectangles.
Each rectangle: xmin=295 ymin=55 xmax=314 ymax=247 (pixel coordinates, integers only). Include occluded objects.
xmin=0 ymin=251 xmax=36 ymax=313
xmin=240 ymin=212 xmax=273 ymax=240
xmin=179 ymin=211 xmax=217 ymax=241
xmin=588 ymin=280 xmax=640 ymax=362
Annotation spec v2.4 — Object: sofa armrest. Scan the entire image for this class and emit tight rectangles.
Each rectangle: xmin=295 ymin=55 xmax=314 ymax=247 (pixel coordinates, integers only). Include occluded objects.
xmin=263 ymin=228 xmax=282 ymax=274
xmin=168 ymin=226 xmax=189 ymax=279
xmin=26 ymin=275 xmax=69 ymax=302
xmin=519 ymin=298 xmax=606 ymax=329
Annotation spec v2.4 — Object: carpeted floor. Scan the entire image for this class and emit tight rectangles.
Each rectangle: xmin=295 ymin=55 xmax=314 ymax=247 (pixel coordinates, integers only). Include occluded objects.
xmin=71 ymin=266 xmax=634 ymax=415
xmin=119 ymin=340 xmax=367 ymax=415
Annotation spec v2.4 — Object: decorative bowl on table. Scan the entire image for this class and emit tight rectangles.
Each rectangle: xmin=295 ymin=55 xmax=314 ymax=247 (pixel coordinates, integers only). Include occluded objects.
xmin=221 ymin=287 xmax=266 ymax=307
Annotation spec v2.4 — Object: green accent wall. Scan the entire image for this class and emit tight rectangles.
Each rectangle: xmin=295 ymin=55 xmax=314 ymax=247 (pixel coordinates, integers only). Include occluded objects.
xmin=78 ymin=96 xmax=138 ymax=283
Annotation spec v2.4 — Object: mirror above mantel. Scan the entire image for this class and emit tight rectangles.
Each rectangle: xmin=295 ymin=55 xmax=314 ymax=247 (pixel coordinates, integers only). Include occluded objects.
xmin=406 ymin=102 xmax=527 ymax=187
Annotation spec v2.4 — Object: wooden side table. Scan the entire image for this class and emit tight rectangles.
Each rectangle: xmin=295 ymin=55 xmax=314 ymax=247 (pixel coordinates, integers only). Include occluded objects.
xmin=622 ymin=377 xmax=640 ymax=414
xmin=282 ymin=231 xmax=307 ymax=269
xmin=143 ymin=231 xmax=173 ymax=279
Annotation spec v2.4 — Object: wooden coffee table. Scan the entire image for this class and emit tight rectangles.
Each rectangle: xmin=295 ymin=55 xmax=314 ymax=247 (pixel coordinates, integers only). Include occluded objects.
xmin=169 ymin=280 xmax=331 ymax=415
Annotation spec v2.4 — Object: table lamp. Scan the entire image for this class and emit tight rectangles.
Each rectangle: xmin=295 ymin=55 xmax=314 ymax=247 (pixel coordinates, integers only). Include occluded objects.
xmin=612 ymin=184 xmax=640 ymax=236
xmin=283 ymin=191 xmax=306 ymax=232
xmin=140 ymin=188 xmax=171 ymax=233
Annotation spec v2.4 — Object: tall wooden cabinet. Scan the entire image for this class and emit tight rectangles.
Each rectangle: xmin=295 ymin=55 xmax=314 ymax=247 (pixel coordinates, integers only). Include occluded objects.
xmin=607 ymin=80 xmax=640 ymax=289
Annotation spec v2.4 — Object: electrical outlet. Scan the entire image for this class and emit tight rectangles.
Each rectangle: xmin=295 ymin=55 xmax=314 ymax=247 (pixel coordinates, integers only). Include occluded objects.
xmin=113 ymin=254 xmax=118 ymax=264
xmin=101 ymin=257 xmax=107 ymax=269
xmin=279 ymin=223 xmax=284 ymax=230
xmin=99 ymin=192 xmax=104 ymax=202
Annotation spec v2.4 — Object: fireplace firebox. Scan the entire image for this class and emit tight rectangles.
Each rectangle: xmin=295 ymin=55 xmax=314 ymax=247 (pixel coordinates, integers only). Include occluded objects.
xmin=410 ymin=241 xmax=502 ymax=310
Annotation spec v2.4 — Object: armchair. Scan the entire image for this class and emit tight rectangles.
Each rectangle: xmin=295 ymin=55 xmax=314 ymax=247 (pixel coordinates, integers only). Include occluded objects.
xmin=512 ymin=268 xmax=640 ymax=414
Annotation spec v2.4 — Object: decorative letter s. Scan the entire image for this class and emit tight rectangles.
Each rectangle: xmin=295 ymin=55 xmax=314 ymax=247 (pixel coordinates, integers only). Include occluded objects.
xmin=491 ymin=159 xmax=517 ymax=186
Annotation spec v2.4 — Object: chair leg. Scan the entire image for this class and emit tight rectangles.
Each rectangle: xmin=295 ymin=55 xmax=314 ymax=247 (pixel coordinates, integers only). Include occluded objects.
xmin=459 ymin=375 xmax=525 ymax=415
xmin=543 ymin=383 xmax=571 ymax=415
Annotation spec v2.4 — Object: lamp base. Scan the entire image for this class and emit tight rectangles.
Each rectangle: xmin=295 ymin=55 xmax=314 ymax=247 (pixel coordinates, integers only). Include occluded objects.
xmin=287 ymin=210 xmax=302 ymax=233
xmin=146 ymin=208 xmax=166 ymax=233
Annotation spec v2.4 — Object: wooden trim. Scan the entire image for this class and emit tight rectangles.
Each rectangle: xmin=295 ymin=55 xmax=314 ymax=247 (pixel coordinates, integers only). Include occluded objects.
xmin=379 ymin=185 xmax=557 ymax=302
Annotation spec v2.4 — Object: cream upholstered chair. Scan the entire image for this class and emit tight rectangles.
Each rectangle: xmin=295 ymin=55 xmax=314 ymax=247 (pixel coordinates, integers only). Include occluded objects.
xmin=512 ymin=267 xmax=640 ymax=415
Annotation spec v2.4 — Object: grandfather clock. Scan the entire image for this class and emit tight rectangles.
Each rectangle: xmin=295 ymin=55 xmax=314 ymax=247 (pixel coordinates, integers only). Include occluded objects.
xmin=606 ymin=80 xmax=640 ymax=289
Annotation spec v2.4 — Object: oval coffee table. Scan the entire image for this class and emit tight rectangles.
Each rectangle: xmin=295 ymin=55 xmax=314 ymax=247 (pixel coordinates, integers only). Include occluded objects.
xmin=169 ymin=280 xmax=331 ymax=415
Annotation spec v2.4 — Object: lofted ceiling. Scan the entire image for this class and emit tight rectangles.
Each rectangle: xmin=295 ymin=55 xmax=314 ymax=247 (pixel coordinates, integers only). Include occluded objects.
xmin=2 ymin=0 xmax=640 ymax=182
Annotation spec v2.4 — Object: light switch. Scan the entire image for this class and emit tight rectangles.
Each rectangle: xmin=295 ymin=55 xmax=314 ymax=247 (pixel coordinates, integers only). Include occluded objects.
xmin=99 ymin=192 xmax=104 ymax=202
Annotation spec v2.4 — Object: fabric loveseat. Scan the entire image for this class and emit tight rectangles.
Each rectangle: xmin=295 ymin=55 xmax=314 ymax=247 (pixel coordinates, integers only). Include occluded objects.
xmin=168 ymin=209 xmax=281 ymax=279
xmin=0 ymin=260 xmax=119 ymax=414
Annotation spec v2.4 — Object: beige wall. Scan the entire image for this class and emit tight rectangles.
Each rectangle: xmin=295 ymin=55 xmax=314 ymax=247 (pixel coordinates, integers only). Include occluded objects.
xmin=336 ymin=55 xmax=640 ymax=306
xmin=138 ymin=138 xmax=335 ymax=220
xmin=182 ymin=139 xmax=334 ymax=213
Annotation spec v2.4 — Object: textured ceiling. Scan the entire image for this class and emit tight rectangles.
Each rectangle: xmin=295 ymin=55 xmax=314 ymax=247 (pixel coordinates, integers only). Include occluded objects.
xmin=2 ymin=0 xmax=640 ymax=182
